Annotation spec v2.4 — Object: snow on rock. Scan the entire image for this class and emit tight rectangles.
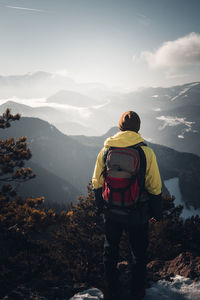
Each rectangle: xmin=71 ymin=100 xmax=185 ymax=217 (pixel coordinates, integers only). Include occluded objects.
xmin=153 ymin=107 xmax=161 ymax=111
xmin=156 ymin=116 xmax=195 ymax=130
xmin=147 ymin=252 xmax=200 ymax=282
xmin=156 ymin=115 xmax=197 ymax=138
xmin=178 ymin=134 xmax=184 ymax=139
xmin=164 ymin=177 xmax=200 ymax=218
xmin=145 ymin=275 xmax=200 ymax=300
xmin=69 ymin=288 xmax=103 ymax=300
xmin=70 ymin=276 xmax=200 ymax=300
xmin=171 ymin=88 xmax=190 ymax=101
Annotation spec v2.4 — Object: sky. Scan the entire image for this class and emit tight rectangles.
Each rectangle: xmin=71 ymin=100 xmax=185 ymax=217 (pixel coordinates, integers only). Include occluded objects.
xmin=0 ymin=0 xmax=200 ymax=90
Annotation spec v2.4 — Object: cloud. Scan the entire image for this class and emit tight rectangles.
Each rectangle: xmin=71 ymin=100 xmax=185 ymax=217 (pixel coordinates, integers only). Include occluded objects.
xmin=141 ymin=32 xmax=200 ymax=69
xmin=5 ymin=6 xmax=44 ymax=12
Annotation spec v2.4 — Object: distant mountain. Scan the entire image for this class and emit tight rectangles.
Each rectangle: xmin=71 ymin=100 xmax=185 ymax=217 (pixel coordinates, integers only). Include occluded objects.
xmin=46 ymin=90 xmax=99 ymax=107
xmin=70 ymin=127 xmax=119 ymax=147
xmin=0 ymin=101 xmax=56 ymax=119
xmin=0 ymin=117 xmax=98 ymax=193
xmin=1 ymin=75 xmax=199 ymax=154
xmin=65 ymin=81 xmax=200 ymax=155
xmin=0 ymin=71 xmax=112 ymax=100
xmin=1 ymin=118 xmax=200 ymax=210
xmin=0 ymin=101 xmax=95 ymax=135
xmin=106 ymin=82 xmax=200 ymax=155
xmin=22 ymin=161 xmax=80 ymax=207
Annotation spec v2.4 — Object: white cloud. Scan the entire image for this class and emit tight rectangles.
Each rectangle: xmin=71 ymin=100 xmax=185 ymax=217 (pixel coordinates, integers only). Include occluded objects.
xmin=5 ymin=6 xmax=44 ymax=12
xmin=141 ymin=32 xmax=200 ymax=69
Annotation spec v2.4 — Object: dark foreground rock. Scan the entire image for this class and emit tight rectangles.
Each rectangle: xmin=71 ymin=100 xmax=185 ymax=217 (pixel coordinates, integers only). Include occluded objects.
xmin=2 ymin=252 xmax=200 ymax=300
xmin=1 ymin=282 xmax=89 ymax=300
xmin=147 ymin=252 xmax=200 ymax=282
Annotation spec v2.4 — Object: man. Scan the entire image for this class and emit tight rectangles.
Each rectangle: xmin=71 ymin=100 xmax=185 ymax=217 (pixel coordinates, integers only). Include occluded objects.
xmin=92 ymin=111 xmax=162 ymax=300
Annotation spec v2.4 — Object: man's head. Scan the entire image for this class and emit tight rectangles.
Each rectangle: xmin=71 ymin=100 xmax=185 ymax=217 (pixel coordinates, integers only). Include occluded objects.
xmin=119 ymin=111 xmax=141 ymax=132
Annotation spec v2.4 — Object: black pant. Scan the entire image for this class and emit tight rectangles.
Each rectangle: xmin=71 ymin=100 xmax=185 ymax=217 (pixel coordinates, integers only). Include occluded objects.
xmin=104 ymin=218 xmax=149 ymax=291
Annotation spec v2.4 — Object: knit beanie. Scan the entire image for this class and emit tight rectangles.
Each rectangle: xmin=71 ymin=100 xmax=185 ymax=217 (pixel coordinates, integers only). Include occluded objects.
xmin=119 ymin=111 xmax=141 ymax=132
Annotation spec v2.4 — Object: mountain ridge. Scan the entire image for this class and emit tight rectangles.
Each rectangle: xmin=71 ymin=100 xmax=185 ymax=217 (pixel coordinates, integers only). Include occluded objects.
xmin=1 ymin=117 xmax=199 ymax=209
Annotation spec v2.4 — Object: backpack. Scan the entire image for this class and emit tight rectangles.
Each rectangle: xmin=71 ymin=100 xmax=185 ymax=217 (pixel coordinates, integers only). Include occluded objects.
xmin=102 ymin=143 xmax=147 ymax=212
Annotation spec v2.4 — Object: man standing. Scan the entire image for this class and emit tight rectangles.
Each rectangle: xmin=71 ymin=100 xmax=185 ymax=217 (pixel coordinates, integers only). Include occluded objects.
xmin=92 ymin=111 xmax=162 ymax=300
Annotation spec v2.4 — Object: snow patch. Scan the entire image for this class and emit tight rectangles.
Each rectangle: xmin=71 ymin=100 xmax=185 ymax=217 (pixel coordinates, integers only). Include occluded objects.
xmin=145 ymin=275 xmax=200 ymax=299
xmin=171 ymin=87 xmax=190 ymax=101
xmin=69 ymin=288 xmax=103 ymax=299
xmin=188 ymin=82 xmax=200 ymax=88
xmin=156 ymin=116 xmax=194 ymax=129
xmin=170 ymin=83 xmax=200 ymax=101
xmin=164 ymin=177 xmax=200 ymax=219
xmin=70 ymin=276 xmax=200 ymax=299
xmin=156 ymin=115 xmax=196 ymax=137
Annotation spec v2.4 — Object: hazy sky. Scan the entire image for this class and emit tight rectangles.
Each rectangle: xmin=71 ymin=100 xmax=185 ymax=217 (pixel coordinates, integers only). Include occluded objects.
xmin=0 ymin=0 xmax=200 ymax=89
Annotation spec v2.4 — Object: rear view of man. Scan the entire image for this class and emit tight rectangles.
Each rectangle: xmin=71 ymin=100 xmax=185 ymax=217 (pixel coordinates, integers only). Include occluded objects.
xmin=92 ymin=111 xmax=162 ymax=300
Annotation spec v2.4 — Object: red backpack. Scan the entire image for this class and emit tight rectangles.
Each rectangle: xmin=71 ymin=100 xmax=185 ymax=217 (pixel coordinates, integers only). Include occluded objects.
xmin=102 ymin=143 xmax=147 ymax=212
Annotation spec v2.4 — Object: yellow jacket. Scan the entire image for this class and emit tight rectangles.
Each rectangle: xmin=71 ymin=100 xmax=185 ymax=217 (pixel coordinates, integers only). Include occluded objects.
xmin=92 ymin=131 xmax=162 ymax=195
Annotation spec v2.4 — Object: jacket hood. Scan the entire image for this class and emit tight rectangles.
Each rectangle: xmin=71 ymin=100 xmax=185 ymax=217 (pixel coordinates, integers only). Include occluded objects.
xmin=104 ymin=131 xmax=144 ymax=148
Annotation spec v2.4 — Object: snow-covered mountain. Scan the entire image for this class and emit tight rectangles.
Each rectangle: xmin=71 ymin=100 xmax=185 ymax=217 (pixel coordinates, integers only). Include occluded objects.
xmin=0 ymin=79 xmax=199 ymax=154
xmin=105 ymin=82 xmax=200 ymax=155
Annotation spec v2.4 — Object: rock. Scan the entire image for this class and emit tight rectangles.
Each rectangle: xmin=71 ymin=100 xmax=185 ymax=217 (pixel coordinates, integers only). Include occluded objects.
xmin=1 ymin=285 xmax=48 ymax=300
xmin=69 ymin=288 xmax=103 ymax=299
xmin=147 ymin=252 xmax=200 ymax=282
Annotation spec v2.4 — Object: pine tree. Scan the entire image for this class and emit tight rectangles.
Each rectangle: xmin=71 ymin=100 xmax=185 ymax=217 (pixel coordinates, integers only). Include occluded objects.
xmin=0 ymin=109 xmax=55 ymax=296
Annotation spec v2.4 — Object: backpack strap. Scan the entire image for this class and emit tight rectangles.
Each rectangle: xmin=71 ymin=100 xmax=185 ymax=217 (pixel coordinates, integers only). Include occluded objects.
xmin=131 ymin=142 xmax=147 ymax=197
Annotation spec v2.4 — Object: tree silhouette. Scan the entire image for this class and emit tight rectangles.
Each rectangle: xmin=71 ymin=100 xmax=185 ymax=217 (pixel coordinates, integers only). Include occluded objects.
xmin=0 ymin=108 xmax=35 ymax=202
xmin=0 ymin=109 xmax=52 ymax=296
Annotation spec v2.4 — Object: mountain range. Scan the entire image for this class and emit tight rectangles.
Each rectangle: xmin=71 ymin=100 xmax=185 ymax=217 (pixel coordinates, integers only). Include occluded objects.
xmin=1 ymin=117 xmax=199 ymax=210
xmin=0 ymin=78 xmax=199 ymax=155
xmin=0 ymin=101 xmax=94 ymax=135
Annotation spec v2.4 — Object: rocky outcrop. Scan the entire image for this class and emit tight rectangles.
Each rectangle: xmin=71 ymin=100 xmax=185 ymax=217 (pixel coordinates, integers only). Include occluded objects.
xmin=2 ymin=253 xmax=200 ymax=299
xmin=147 ymin=252 xmax=200 ymax=282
